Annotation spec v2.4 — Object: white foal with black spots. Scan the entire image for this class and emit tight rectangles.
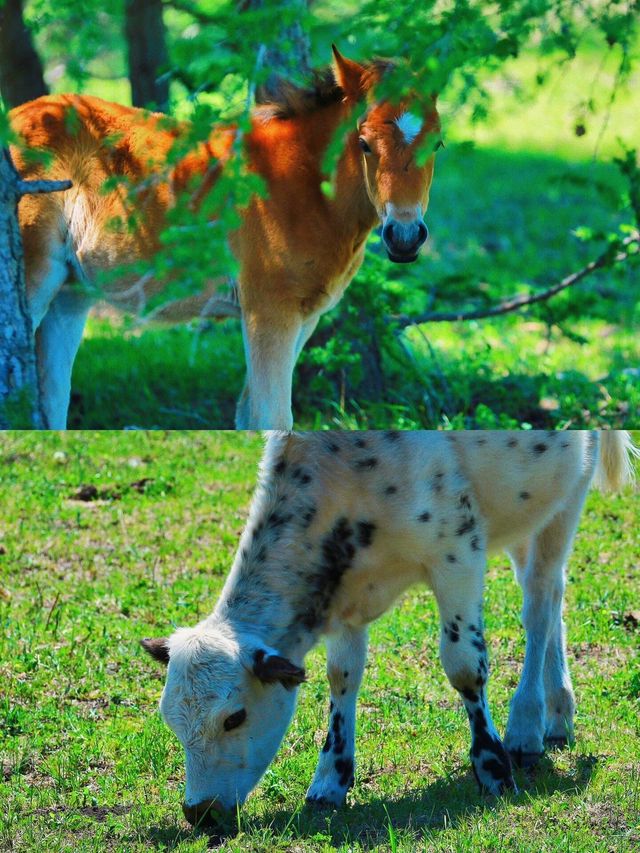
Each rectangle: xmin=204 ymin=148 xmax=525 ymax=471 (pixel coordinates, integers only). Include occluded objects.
xmin=142 ymin=430 xmax=637 ymax=827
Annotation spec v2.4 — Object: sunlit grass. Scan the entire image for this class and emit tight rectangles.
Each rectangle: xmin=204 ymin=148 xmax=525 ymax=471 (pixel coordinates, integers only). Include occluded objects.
xmin=1 ymin=432 xmax=638 ymax=851
xmin=445 ymin=40 xmax=639 ymax=161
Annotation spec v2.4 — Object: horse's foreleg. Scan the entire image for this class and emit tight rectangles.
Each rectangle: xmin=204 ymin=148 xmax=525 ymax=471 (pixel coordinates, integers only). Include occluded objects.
xmin=236 ymin=311 xmax=316 ymax=430
xmin=306 ymin=626 xmax=368 ymax=807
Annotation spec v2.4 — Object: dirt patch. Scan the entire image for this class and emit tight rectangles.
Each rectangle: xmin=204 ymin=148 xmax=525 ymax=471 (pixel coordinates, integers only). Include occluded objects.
xmin=611 ymin=610 xmax=640 ymax=632
xmin=30 ymin=804 xmax=132 ymax=821
xmin=571 ymin=642 xmax=634 ymax=678
xmin=585 ymin=799 xmax=629 ymax=834
xmin=67 ymin=478 xmax=166 ymax=503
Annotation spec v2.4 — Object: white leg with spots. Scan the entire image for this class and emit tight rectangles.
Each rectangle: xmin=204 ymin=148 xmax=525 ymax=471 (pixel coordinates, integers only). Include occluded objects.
xmin=36 ymin=287 xmax=92 ymax=429
xmin=431 ymin=554 xmax=515 ymax=795
xmin=505 ymin=491 xmax=588 ymax=765
xmin=306 ymin=626 xmax=367 ymax=807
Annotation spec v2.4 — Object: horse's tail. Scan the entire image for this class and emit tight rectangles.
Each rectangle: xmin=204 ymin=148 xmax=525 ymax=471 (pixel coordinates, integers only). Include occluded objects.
xmin=593 ymin=431 xmax=639 ymax=492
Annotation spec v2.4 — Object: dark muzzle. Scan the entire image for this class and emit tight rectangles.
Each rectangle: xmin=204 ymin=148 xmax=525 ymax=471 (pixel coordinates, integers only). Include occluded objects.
xmin=382 ymin=219 xmax=429 ymax=263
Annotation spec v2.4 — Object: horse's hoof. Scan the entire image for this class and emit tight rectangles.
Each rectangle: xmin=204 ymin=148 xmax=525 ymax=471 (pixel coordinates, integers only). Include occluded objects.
xmin=305 ymin=795 xmax=340 ymax=809
xmin=545 ymin=735 xmax=570 ymax=751
xmin=508 ymin=748 xmax=544 ymax=769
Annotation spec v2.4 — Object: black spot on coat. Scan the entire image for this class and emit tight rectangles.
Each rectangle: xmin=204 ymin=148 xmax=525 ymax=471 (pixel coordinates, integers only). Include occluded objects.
xmin=355 ymin=457 xmax=378 ymax=470
xmin=357 ymin=521 xmax=376 ymax=547
xmin=292 ymin=517 xmax=356 ymax=631
xmin=334 ymin=757 xmax=354 ymax=787
xmin=456 ymin=516 xmax=476 ymax=536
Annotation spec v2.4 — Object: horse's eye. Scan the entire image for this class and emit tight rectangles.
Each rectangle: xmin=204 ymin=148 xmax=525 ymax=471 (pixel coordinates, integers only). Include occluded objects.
xmin=435 ymin=139 xmax=445 ymax=151
xmin=358 ymin=137 xmax=372 ymax=154
xmin=223 ymin=708 xmax=247 ymax=731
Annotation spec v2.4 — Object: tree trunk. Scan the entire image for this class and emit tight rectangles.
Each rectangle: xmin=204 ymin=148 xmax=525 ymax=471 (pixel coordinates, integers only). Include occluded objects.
xmin=0 ymin=0 xmax=48 ymax=108
xmin=239 ymin=0 xmax=311 ymax=100
xmin=0 ymin=148 xmax=71 ymax=428
xmin=125 ymin=0 xmax=170 ymax=110
xmin=0 ymin=148 xmax=44 ymax=428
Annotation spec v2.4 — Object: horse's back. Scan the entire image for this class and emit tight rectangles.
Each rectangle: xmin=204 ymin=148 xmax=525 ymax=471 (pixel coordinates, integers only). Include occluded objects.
xmin=10 ymin=95 xmax=182 ymax=304
xmin=450 ymin=431 xmax=595 ymax=551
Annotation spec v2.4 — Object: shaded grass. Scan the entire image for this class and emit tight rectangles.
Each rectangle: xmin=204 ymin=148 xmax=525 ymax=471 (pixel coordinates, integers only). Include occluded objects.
xmin=1 ymin=431 xmax=639 ymax=851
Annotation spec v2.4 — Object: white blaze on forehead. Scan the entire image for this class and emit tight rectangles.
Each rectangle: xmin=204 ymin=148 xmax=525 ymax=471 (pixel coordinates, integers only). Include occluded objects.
xmin=394 ymin=111 xmax=423 ymax=145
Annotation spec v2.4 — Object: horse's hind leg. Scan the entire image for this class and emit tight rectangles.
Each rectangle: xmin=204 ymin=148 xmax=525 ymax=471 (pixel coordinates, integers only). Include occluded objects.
xmin=36 ymin=286 xmax=92 ymax=429
xmin=508 ymin=540 xmax=575 ymax=754
xmin=504 ymin=488 xmax=589 ymax=765
xmin=542 ymin=596 xmax=576 ymax=749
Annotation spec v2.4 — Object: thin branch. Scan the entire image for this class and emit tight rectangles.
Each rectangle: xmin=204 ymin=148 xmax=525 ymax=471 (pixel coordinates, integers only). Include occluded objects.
xmin=390 ymin=232 xmax=639 ymax=328
xmin=18 ymin=178 xmax=72 ymax=197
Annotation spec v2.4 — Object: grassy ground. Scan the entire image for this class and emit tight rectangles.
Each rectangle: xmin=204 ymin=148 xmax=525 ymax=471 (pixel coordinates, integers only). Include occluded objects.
xmin=56 ymin=34 xmax=639 ymax=430
xmin=1 ymin=431 xmax=638 ymax=852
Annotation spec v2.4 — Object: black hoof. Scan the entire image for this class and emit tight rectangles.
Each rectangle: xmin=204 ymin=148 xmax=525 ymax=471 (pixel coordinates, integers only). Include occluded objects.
xmin=472 ymin=763 xmax=517 ymax=796
xmin=498 ymin=775 xmax=518 ymax=795
xmin=508 ymin=749 xmax=544 ymax=769
xmin=545 ymin=735 xmax=570 ymax=751
xmin=305 ymin=796 xmax=338 ymax=809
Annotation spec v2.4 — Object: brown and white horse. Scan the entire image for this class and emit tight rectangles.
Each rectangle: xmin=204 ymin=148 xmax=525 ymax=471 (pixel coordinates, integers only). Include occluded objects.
xmin=10 ymin=48 xmax=440 ymax=428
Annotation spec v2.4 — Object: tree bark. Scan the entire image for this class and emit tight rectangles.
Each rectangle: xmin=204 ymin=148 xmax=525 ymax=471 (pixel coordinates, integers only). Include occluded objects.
xmin=0 ymin=147 xmax=71 ymax=428
xmin=0 ymin=148 xmax=42 ymax=427
xmin=239 ymin=0 xmax=311 ymax=100
xmin=125 ymin=0 xmax=170 ymax=110
xmin=0 ymin=0 xmax=48 ymax=108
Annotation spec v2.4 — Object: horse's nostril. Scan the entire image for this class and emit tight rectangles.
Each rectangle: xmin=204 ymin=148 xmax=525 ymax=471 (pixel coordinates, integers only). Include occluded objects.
xmin=382 ymin=221 xmax=395 ymax=245
xmin=417 ymin=221 xmax=429 ymax=244
xmin=182 ymin=798 xmax=223 ymax=828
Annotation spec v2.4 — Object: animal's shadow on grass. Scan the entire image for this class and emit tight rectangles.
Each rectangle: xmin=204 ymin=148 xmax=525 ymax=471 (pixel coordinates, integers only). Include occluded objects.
xmin=137 ymin=753 xmax=598 ymax=850
xmin=259 ymin=754 xmax=598 ymax=849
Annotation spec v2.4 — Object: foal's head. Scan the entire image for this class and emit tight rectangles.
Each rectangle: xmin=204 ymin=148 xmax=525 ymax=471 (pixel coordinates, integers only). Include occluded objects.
xmin=333 ymin=47 xmax=440 ymax=263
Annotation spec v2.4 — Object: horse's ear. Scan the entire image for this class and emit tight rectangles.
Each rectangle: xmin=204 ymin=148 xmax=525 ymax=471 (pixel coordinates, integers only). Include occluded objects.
xmin=141 ymin=637 xmax=170 ymax=665
xmin=332 ymin=45 xmax=367 ymax=101
xmin=253 ymin=649 xmax=306 ymax=689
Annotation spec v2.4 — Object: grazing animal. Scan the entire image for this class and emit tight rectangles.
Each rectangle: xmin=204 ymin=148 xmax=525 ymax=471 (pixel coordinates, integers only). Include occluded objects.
xmin=9 ymin=47 xmax=440 ymax=429
xmin=142 ymin=430 xmax=638 ymax=827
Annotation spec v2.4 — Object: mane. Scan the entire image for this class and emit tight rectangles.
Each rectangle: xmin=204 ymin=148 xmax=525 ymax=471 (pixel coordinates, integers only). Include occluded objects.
xmin=254 ymin=60 xmax=395 ymax=121
xmin=254 ymin=68 xmax=343 ymax=121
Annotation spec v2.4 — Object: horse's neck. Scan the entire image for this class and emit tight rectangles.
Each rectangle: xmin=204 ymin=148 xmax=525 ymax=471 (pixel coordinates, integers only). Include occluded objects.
xmin=318 ymin=108 xmax=378 ymax=239
xmin=264 ymin=104 xmax=377 ymax=241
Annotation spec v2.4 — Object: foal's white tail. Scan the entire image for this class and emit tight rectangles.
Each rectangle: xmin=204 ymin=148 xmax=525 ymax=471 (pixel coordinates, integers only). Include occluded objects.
xmin=594 ymin=431 xmax=639 ymax=491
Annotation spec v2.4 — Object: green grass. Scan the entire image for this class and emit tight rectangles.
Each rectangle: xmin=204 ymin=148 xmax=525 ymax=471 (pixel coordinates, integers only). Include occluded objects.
xmin=1 ymin=431 xmax=639 ymax=851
